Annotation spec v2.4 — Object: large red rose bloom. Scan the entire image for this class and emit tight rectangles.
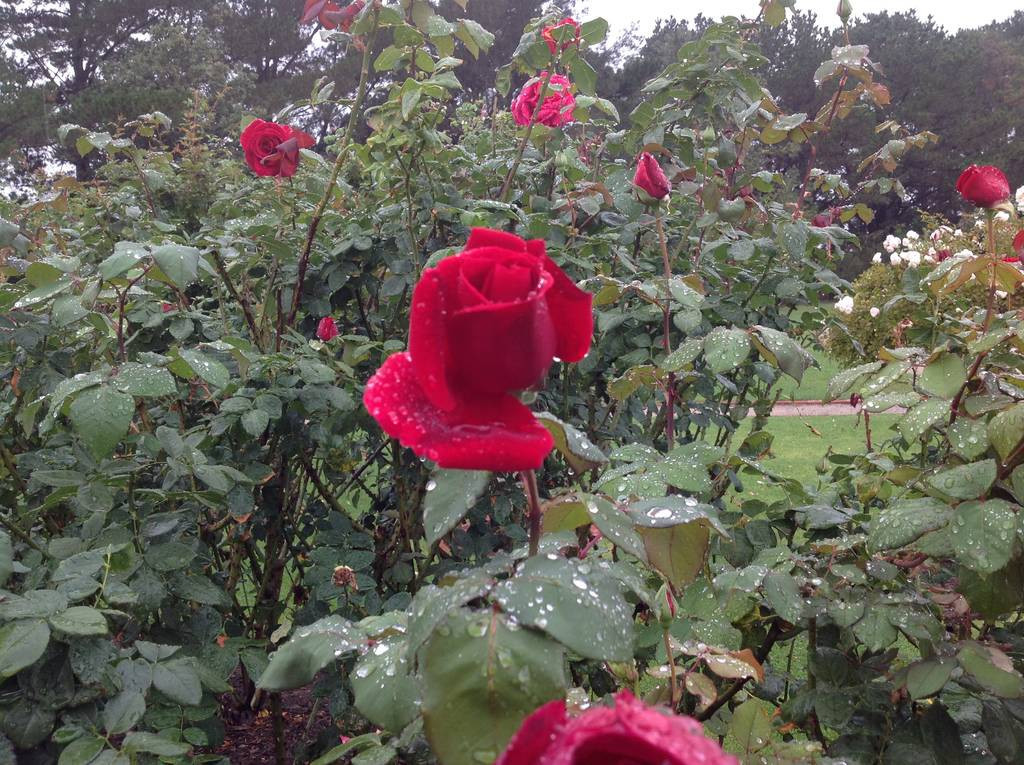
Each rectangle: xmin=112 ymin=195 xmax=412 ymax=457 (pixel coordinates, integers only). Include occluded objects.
xmin=240 ymin=119 xmax=315 ymax=178
xmin=362 ymin=229 xmax=592 ymax=471
xmin=496 ymin=691 xmax=738 ymax=765
xmin=511 ymin=73 xmax=576 ymax=128
xmin=956 ymin=165 xmax=1010 ymax=208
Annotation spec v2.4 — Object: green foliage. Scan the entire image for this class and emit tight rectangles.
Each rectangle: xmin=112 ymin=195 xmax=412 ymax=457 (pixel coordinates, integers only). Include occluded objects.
xmin=3 ymin=4 xmax=1024 ymax=764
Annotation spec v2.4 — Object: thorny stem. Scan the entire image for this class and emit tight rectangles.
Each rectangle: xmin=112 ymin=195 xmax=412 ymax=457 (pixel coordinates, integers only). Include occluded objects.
xmin=498 ymin=69 xmax=555 ymax=203
xmin=522 ymin=469 xmax=543 ymax=557
xmin=285 ymin=6 xmax=380 ymax=329
xmin=655 ymin=214 xmax=675 ymax=450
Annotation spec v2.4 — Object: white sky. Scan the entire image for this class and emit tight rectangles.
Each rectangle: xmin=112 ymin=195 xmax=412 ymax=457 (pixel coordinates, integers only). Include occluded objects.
xmin=580 ymin=0 xmax=1020 ymax=36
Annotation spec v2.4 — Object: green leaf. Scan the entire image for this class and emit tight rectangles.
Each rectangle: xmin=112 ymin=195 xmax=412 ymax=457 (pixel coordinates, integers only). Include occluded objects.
xmin=541 ymin=497 xmax=590 ymax=534
xmin=920 ymin=352 xmax=967 ymax=398
xmin=898 ymin=398 xmax=949 ymax=441
xmin=241 ymin=408 xmax=270 ymax=437
xmin=113 ymin=363 xmax=177 ymax=397
xmin=49 ymin=606 xmax=108 ymax=636
xmin=400 ymin=79 xmax=422 ymax=121
xmin=0 ymin=619 xmax=50 ymax=678
xmin=583 ymin=495 xmax=647 ymax=561
xmin=420 ymin=609 xmax=566 ymax=765
xmin=867 ymin=498 xmax=953 ymax=553
xmin=570 ymin=58 xmax=597 ymax=95
xmin=725 ymin=699 xmax=772 ymax=757
xmin=493 ymin=555 xmax=633 ymax=661
xmin=103 ymin=690 xmax=146 ymax=735
xmin=703 ymin=327 xmax=750 ymax=374
xmin=153 ymin=658 xmax=202 ymax=705
xmin=763 ymin=571 xmax=803 ymax=624
xmin=151 ymin=244 xmax=200 ymax=288
xmin=179 ymin=349 xmax=230 ymax=389
xmin=951 ymin=499 xmax=1018 ymax=574
xmin=122 ymin=732 xmax=191 ymax=757
xmin=958 ymin=642 xmax=1024 ymax=698
xmin=905 ymin=659 xmax=955 ymax=700
xmin=989 ymin=403 xmax=1024 ymax=461
xmin=825 ymin=361 xmax=884 ymax=401
xmin=779 ymin=221 xmax=808 ymax=258
xmin=68 ymin=386 xmax=134 ymax=459
xmin=406 ymin=570 xmax=494 ymax=657
xmin=948 ymin=418 xmax=990 ymax=460
xmin=422 ymin=468 xmax=490 ymax=547
xmin=750 ymin=326 xmax=816 ymax=382
xmin=98 ymin=242 xmax=147 ymax=279
xmin=636 ymin=520 xmax=709 ymax=590
xmin=0 ymin=590 xmax=68 ymax=620
xmin=927 ymin=460 xmax=996 ymax=500
xmin=259 ymin=616 xmax=364 ymax=691
xmin=852 ymin=606 xmax=897 ymax=652
xmin=57 ymin=736 xmax=105 ymax=765
xmin=351 ymin=636 xmax=420 ymax=733
xmin=535 ymin=413 xmax=606 ymax=474
xmin=145 ymin=541 xmax=195 ymax=572
xmin=579 ymin=18 xmax=608 ymax=44
xmin=14 ymin=278 xmax=73 ymax=308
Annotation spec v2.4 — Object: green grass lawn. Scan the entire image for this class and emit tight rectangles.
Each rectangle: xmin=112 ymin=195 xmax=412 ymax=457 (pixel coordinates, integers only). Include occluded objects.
xmin=731 ymin=412 xmax=902 ymax=503
xmin=775 ymin=346 xmax=843 ymax=402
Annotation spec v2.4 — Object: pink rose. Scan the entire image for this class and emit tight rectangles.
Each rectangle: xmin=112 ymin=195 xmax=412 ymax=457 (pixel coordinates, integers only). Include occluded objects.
xmin=496 ymin=691 xmax=738 ymax=765
xmin=511 ymin=73 xmax=575 ymax=128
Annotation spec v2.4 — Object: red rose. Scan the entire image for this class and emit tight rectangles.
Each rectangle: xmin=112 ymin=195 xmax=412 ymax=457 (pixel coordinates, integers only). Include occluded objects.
xmin=541 ymin=18 xmax=581 ymax=55
xmin=496 ymin=691 xmax=738 ymax=765
xmin=1007 ymin=230 xmax=1024 ymax=263
xmin=301 ymin=0 xmax=363 ymax=30
xmin=161 ymin=302 xmax=174 ymax=313
xmin=511 ymin=73 xmax=575 ymax=128
xmin=240 ymin=119 xmax=316 ymax=178
xmin=363 ymin=228 xmax=592 ymax=471
xmin=316 ymin=317 xmax=339 ymax=341
xmin=956 ymin=165 xmax=1010 ymax=209
xmin=633 ymin=152 xmax=670 ymax=201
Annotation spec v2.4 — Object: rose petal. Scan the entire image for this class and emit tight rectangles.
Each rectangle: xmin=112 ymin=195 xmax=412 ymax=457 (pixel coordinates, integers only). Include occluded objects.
xmin=363 ymin=353 xmax=554 ymax=471
xmin=526 ymin=241 xmax=593 ymax=363
xmin=495 ymin=699 xmax=567 ymax=765
xmin=409 ymin=269 xmax=457 ymax=411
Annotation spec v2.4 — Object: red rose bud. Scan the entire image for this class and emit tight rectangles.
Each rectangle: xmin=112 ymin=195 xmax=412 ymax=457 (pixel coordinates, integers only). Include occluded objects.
xmin=541 ymin=18 xmax=581 ymax=55
xmin=956 ymin=165 xmax=1011 ymax=209
xmin=240 ymin=119 xmax=316 ymax=177
xmin=316 ymin=316 xmax=339 ymax=341
xmin=511 ymin=73 xmax=576 ymax=128
xmin=633 ymin=152 xmax=670 ymax=202
xmin=935 ymin=248 xmax=952 ymax=262
xmin=363 ymin=228 xmax=593 ymax=471
xmin=1008 ymin=230 xmax=1024 ymax=263
xmin=161 ymin=302 xmax=174 ymax=313
xmin=496 ymin=691 xmax=737 ymax=765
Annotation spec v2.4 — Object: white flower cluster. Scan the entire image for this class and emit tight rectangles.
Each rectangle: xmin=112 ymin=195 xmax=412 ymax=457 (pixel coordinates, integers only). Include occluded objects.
xmin=834 ymin=295 xmax=855 ymax=315
xmin=1016 ymin=185 xmax=1024 ymax=212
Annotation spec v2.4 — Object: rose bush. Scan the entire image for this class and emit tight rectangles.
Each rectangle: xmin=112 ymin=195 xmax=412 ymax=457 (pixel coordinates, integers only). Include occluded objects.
xmin=4 ymin=3 xmax=1023 ymax=765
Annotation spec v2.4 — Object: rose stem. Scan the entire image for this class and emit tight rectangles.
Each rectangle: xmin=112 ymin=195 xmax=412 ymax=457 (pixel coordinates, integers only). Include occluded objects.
xmin=521 ymin=469 xmax=543 ymax=557
xmin=663 ymin=628 xmax=678 ymax=707
xmin=655 ymin=213 xmax=675 ymax=450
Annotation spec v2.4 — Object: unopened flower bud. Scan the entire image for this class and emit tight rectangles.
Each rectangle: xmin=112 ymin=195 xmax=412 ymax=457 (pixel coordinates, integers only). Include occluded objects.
xmin=654 ymin=583 xmax=676 ymax=629
xmin=837 ymin=0 xmax=853 ymax=23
